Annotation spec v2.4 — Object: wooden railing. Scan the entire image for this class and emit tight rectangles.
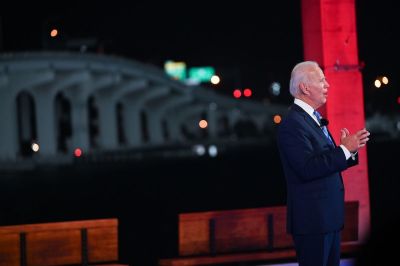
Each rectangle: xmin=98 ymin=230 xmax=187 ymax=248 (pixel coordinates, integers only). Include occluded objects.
xmin=159 ymin=201 xmax=359 ymax=266
xmin=0 ymin=218 xmax=126 ymax=266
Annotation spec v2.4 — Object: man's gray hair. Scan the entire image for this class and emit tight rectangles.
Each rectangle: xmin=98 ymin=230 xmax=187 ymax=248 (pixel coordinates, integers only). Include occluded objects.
xmin=289 ymin=61 xmax=319 ymax=97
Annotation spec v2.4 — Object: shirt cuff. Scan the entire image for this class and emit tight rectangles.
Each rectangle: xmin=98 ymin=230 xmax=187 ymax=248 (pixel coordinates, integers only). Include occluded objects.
xmin=340 ymin=144 xmax=351 ymax=160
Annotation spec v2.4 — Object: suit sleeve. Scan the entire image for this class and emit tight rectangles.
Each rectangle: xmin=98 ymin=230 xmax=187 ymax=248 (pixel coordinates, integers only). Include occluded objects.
xmin=278 ymin=118 xmax=350 ymax=182
xmin=347 ymin=152 xmax=359 ymax=168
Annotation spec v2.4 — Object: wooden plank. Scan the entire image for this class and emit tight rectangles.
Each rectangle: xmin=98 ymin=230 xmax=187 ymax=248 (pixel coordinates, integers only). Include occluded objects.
xmin=179 ymin=206 xmax=287 ymax=256
xmin=88 ymin=226 xmax=119 ymax=263
xmin=0 ymin=233 xmax=20 ymax=266
xmin=0 ymin=218 xmax=119 ymax=266
xmin=178 ymin=202 xmax=359 ymax=256
xmin=272 ymin=207 xmax=293 ymax=248
xmin=179 ymin=220 xmax=209 ymax=256
xmin=179 ymin=206 xmax=284 ymax=221
xmin=159 ymin=242 xmax=360 ymax=266
xmin=214 ymin=215 xmax=268 ymax=253
xmin=161 ymin=249 xmax=297 ymax=266
xmin=26 ymin=229 xmax=81 ymax=266
xmin=0 ymin=219 xmax=117 ymax=234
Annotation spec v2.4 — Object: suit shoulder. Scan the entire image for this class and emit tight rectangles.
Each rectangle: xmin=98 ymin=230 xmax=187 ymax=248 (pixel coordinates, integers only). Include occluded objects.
xmin=279 ymin=108 xmax=304 ymax=128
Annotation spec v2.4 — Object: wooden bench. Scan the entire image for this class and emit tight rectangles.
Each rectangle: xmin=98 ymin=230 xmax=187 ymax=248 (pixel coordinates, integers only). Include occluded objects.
xmin=0 ymin=218 xmax=126 ymax=266
xmin=159 ymin=201 xmax=360 ymax=266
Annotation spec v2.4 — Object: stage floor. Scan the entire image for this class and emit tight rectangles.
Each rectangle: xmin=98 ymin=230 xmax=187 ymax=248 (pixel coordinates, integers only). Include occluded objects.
xmin=259 ymin=258 xmax=356 ymax=266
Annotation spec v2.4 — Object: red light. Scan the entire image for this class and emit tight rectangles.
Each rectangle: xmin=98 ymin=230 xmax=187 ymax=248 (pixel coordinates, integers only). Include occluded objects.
xmin=243 ymin=88 xmax=252 ymax=97
xmin=233 ymin=89 xmax=241 ymax=98
xmin=397 ymin=96 xmax=400 ymax=104
xmin=74 ymin=148 xmax=82 ymax=157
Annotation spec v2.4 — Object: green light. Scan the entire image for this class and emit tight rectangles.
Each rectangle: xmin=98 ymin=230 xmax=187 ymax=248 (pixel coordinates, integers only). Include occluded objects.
xmin=188 ymin=66 xmax=215 ymax=83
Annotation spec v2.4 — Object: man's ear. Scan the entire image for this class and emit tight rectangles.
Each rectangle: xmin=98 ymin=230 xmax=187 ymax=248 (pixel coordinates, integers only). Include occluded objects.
xmin=299 ymin=82 xmax=309 ymax=95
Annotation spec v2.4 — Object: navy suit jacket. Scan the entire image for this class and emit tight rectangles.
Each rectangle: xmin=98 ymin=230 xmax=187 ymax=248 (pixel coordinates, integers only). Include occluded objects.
xmin=277 ymin=104 xmax=358 ymax=235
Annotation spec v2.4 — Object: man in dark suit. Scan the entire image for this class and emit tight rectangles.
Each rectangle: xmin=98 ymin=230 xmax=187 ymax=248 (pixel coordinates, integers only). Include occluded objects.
xmin=277 ymin=61 xmax=370 ymax=266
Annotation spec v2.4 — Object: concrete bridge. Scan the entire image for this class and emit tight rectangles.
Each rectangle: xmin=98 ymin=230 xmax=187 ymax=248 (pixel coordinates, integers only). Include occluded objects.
xmin=0 ymin=52 xmax=287 ymax=169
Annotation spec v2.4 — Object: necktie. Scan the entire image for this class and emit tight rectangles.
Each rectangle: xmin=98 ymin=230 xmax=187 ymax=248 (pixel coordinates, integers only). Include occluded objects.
xmin=313 ymin=110 xmax=334 ymax=146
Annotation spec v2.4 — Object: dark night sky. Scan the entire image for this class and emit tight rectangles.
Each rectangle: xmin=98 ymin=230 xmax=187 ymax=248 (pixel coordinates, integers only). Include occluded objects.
xmin=1 ymin=0 xmax=399 ymax=113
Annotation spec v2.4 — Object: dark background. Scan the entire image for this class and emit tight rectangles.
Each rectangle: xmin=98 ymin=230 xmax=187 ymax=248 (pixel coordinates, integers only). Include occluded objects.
xmin=0 ymin=143 xmax=287 ymax=265
xmin=1 ymin=0 xmax=399 ymax=112
xmin=0 ymin=1 xmax=399 ymax=265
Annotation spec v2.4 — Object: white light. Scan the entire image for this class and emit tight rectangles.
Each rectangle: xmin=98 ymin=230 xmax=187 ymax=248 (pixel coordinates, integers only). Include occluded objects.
xmin=208 ymin=145 xmax=218 ymax=157
xmin=374 ymin=79 xmax=381 ymax=88
xmin=397 ymin=121 xmax=400 ymax=131
xmin=193 ymin=144 xmax=206 ymax=156
xmin=271 ymin=82 xmax=281 ymax=96
xmin=211 ymin=75 xmax=220 ymax=85
xmin=31 ymin=142 xmax=40 ymax=152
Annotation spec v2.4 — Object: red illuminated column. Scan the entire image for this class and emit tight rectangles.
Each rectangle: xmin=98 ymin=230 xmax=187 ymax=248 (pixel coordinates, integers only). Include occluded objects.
xmin=301 ymin=0 xmax=370 ymax=242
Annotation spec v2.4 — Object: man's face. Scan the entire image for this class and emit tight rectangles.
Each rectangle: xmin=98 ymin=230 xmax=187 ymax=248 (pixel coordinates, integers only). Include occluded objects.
xmin=306 ymin=67 xmax=329 ymax=109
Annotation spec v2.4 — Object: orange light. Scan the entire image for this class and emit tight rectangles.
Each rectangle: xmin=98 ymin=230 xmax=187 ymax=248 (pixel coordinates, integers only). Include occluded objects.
xmin=243 ymin=88 xmax=252 ymax=97
xmin=382 ymin=76 xmax=389 ymax=85
xmin=233 ymin=89 xmax=241 ymax=98
xmin=199 ymin=119 xmax=208 ymax=128
xmin=273 ymin=115 xmax=282 ymax=124
xmin=50 ymin=29 xmax=58 ymax=38
xmin=74 ymin=148 xmax=82 ymax=157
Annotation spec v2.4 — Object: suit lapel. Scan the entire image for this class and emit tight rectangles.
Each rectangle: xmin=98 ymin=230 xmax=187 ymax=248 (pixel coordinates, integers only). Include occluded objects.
xmin=291 ymin=104 xmax=336 ymax=148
